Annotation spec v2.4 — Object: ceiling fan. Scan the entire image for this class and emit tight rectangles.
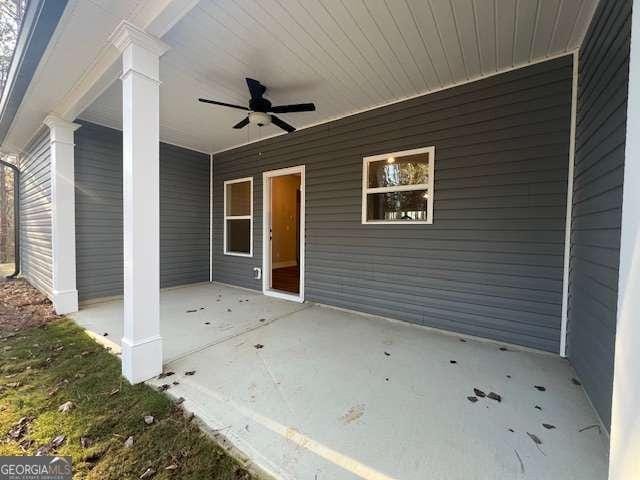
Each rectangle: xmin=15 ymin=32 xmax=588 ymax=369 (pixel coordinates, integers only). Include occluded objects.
xmin=198 ymin=78 xmax=315 ymax=133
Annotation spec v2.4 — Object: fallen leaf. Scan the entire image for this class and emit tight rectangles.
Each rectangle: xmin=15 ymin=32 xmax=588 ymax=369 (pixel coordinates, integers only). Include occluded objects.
xmin=259 ymin=318 xmax=266 ymax=322
xmin=488 ymin=392 xmax=502 ymax=402
xmin=527 ymin=432 xmax=542 ymax=445
xmin=157 ymin=384 xmax=170 ymax=392
xmin=579 ymin=424 xmax=601 ymax=433
xmin=186 ymin=309 xmax=197 ymax=313
xmin=384 ymin=351 xmax=390 ymax=356
xmin=499 ymin=347 xmax=508 ymax=351
xmin=58 ymin=401 xmax=74 ymax=413
xmin=254 ymin=344 xmax=264 ymax=349
xmin=473 ymin=388 xmax=486 ymax=398
xmin=467 ymin=396 xmax=478 ymax=403
xmin=542 ymin=423 xmax=556 ymax=430
xmin=50 ymin=435 xmax=65 ymax=448
xmin=184 ymin=371 xmax=196 ymax=376
xmin=35 ymin=445 xmax=50 ymax=456
xmin=450 ymin=360 xmax=457 ymax=364
xmin=204 ymin=322 xmax=210 ymax=325
xmin=140 ymin=467 xmax=155 ymax=479
xmin=103 ymin=332 xmax=108 ymax=337
xmin=534 ymin=385 xmax=546 ymax=392
xmin=534 ymin=405 xmax=542 ymax=411
xmin=158 ymin=371 xmax=175 ymax=379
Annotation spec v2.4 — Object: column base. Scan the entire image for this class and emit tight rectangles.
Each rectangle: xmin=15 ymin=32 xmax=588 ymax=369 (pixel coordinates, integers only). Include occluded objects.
xmin=52 ymin=289 xmax=78 ymax=314
xmin=121 ymin=335 xmax=163 ymax=384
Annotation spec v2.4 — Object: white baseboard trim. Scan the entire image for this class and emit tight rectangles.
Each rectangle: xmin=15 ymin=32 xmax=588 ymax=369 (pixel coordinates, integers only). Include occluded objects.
xmin=121 ymin=335 xmax=163 ymax=384
xmin=52 ymin=289 xmax=78 ymax=314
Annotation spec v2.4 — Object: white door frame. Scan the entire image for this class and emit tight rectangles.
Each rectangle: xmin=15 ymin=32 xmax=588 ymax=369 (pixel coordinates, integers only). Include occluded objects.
xmin=262 ymin=165 xmax=305 ymax=303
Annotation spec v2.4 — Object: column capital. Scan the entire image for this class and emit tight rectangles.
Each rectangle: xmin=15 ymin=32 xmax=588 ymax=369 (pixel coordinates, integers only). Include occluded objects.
xmin=43 ymin=115 xmax=81 ymax=145
xmin=110 ymin=21 xmax=170 ymax=57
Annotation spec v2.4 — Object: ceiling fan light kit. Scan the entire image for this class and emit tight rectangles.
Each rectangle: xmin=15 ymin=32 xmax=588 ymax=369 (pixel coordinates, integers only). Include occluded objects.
xmin=249 ymin=111 xmax=271 ymax=126
xmin=198 ymin=77 xmax=316 ymax=133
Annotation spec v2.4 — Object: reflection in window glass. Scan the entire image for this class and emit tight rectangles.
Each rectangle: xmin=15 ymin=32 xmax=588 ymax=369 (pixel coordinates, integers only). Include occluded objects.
xmin=226 ymin=181 xmax=251 ymax=216
xmin=366 ymin=191 xmax=428 ymax=221
xmin=368 ymin=153 xmax=429 ymax=188
xmin=226 ymin=219 xmax=251 ymax=254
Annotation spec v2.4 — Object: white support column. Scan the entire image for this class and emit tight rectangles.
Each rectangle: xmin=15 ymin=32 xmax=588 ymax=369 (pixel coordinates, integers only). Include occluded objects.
xmin=110 ymin=22 xmax=169 ymax=384
xmin=609 ymin=1 xmax=640 ymax=478
xmin=44 ymin=115 xmax=81 ymax=315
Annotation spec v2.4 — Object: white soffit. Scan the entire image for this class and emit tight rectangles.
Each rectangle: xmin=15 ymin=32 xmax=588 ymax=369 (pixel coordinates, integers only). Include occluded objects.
xmin=77 ymin=0 xmax=598 ymax=154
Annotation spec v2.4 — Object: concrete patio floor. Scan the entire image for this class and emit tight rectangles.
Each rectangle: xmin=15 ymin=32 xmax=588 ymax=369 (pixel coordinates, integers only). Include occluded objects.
xmin=71 ymin=283 xmax=609 ymax=480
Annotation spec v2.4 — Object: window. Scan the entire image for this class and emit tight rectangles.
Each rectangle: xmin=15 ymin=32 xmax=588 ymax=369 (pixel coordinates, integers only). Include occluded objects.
xmin=362 ymin=146 xmax=435 ymax=224
xmin=224 ymin=177 xmax=253 ymax=256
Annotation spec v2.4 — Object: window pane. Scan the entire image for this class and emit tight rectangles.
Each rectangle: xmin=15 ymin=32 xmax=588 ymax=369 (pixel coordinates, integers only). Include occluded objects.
xmin=366 ymin=191 xmax=428 ymax=221
xmin=226 ymin=219 xmax=251 ymax=254
xmin=226 ymin=181 xmax=251 ymax=216
xmin=368 ymin=153 xmax=429 ymax=188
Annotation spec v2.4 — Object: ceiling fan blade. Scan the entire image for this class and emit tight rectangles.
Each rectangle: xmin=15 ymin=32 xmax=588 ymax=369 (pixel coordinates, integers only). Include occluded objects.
xmin=271 ymin=115 xmax=296 ymax=133
xmin=246 ymin=77 xmax=266 ymax=99
xmin=270 ymin=103 xmax=316 ymax=113
xmin=233 ymin=117 xmax=250 ymax=129
xmin=198 ymin=98 xmax=249 ymax=111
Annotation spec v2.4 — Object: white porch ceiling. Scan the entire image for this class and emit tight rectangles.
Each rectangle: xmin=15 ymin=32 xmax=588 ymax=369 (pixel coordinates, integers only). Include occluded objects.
xmin=78 ymin=0 xmax=598 ymax=154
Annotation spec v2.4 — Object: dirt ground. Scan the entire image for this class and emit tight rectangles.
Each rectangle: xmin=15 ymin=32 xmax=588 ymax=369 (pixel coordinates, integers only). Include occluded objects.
xmin=0 ymin=278 xmax=59 ymax=331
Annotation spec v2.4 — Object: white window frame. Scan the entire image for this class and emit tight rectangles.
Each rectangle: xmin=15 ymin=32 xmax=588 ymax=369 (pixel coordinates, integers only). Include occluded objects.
xmin=362 ymin=146 xmax=435 ymax=225
xmin=223 ymin=176 xmax=253 ymax=257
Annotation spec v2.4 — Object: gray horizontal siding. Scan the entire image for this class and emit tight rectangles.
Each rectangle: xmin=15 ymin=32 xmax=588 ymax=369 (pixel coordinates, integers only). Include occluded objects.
xmin=213 ymin=56 xmax=573 ymax=352
xmin=19 ymin=131 xmax=53 ymax=297
xmin=74 ymin=122 xmax=123 ymax=301
xmin=567 ymin=0 xmax=631 ymax=431
xmin=74 ymin=121 xmax=210 ymax=301
xmin=159 ymin=143 xmax=210 ymax=288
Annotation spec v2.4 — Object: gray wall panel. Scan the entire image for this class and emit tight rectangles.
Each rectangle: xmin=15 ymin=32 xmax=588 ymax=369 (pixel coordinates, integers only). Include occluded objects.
xmin=19 ymin=131 xmax=53 ymax=297
xmin=213 ymin=56 xmax=573 ymax=353
xmin=74 ymin=122 xmax=210 ymax=301
xmin=567 ymin=0 xmax=631 ymax=431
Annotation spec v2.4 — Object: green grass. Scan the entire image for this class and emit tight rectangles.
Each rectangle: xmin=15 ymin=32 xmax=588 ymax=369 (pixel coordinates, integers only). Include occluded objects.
xmin=0 ymin=319 xmax=255 ymax=479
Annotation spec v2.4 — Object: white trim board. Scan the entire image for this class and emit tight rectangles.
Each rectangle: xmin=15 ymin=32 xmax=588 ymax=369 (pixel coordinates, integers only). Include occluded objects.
xmin=209 ymin=152 xmax=213 ymax=282
xmin=560 ymin=50 xmax=580 ymax=358
xmin=262 ymin=165 xmax=305 ymax=304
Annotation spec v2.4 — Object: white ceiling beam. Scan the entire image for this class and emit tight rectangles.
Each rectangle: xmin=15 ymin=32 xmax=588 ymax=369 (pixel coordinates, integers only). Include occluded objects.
xmin=52 ymin=0 xmax=199 ymax=122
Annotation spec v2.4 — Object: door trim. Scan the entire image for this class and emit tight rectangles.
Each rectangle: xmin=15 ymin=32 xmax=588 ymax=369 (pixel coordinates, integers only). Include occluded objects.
xmin=262 ymin=165 xmax=305 ymax=303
